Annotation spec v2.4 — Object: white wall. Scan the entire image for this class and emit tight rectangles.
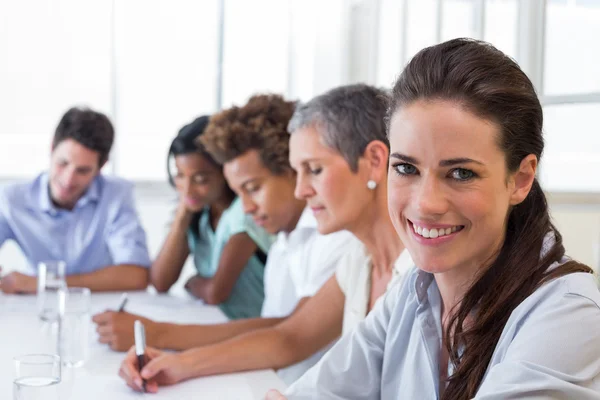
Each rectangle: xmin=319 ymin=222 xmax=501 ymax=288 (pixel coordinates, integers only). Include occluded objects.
xmin=550 ymin=199 xmax=600 ymax=270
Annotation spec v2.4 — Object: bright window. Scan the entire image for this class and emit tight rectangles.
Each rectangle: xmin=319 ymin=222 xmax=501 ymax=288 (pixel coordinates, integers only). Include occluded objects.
xmin=113 ymin=0 xmax=220 ymax=181
xmin=405 ymin=0 xmax=438 ymax=62
xmin=442 ymin=0 xmax=478 ymax=41
xmin=484 ymin=0 xmax=518 ymax=59
xmin=0 ymin=0 xmax=111 ymax=177
xmin=544 ymin=0 xmax=600 ymax=95
xmin=375 ymin=0 xmax=519 ymax=89
xmin=541 ymin=103 xmax=600 ymax=192
xmin=540 ymin=0 xmax=600 ymax=192
xmin=220 ymin=0 xmax=290 ymax=108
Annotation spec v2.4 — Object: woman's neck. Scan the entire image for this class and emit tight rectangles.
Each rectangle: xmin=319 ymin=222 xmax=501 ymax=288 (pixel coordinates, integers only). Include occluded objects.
xmin=209 ymin=192 xmax=235 ymax=229
xmin=436 ymin=271 xmax=472 ymax=324
xmin=283 ymin=198 xmax=308 ymax=234
xmin=351 ymin=189 xmax=404 ymax=274
xmin=435 ymin=234 xmax=505 ymax=322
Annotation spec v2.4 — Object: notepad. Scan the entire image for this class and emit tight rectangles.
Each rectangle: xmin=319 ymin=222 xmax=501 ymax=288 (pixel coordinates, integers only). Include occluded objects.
xmin=66 ymin=372 xmax=256 ymax=399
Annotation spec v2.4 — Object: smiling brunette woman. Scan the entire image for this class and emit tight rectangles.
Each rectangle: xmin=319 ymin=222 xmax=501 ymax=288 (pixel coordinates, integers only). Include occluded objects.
xmin=270 ymin=38 xmax=600 ymax=400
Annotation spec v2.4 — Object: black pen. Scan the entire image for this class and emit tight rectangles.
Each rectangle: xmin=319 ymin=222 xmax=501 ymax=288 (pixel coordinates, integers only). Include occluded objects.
xmin=117 ymin=292 xmax=129 ymax=312
xmin=134 ymin=320 xmax=147 ymax=392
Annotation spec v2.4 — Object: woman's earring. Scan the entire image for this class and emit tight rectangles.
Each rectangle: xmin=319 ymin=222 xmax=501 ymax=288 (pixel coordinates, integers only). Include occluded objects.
xmin=367 ymin=180 xmax=377 ymax=190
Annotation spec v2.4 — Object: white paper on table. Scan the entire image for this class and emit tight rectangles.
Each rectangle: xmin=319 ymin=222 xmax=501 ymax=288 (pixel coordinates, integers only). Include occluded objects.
xmin=89 ymin=294 xmax=227 ymax=325
xmin=0 ymin=294 xmax=37 ymax=313
xmin=66 ymin=371 xmax=256 ymax=400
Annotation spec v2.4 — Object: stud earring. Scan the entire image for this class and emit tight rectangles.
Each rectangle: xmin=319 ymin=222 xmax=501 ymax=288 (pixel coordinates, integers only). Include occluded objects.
xmin=367 ymin=180 xmax=377 ymax=190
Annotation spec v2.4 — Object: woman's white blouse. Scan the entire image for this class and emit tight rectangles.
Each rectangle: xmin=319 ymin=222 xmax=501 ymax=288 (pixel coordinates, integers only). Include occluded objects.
xmin=336 ymin=246 xmax=413 ymax=336
xmin=286 ymin=263 xmax=600 ymax=399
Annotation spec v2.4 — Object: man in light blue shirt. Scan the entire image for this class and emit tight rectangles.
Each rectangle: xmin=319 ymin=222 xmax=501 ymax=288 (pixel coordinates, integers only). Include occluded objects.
xmin=0 ymin=107 xmax=150 ymax=293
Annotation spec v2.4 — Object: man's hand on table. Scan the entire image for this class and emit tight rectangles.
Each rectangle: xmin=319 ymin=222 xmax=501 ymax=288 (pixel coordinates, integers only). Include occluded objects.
xmin=0 ymin=267 xmax=37 ymax=294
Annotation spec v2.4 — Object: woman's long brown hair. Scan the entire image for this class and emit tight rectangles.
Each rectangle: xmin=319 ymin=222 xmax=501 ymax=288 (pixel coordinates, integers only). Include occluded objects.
xmin=387 ymin=38 xmax=593 ymax=399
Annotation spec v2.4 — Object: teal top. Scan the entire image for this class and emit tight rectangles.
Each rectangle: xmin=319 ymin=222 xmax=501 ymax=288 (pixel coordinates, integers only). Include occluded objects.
xmin=187 ymin=197 xmax=274 ymax=319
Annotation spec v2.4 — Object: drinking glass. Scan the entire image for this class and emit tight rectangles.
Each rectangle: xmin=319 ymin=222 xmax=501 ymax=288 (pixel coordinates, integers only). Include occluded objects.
xmin=13 ymin=354 xmax=61 ymax=400
xmin=37 ymin=261 xmax=66 ymax=321
xmin=56 ymin=287 xmax=91 ymax=368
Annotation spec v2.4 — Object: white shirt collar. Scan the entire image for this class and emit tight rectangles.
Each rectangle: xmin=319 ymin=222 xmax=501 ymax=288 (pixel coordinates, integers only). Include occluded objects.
xmin=277 ymin=208 xmax=317 ymax=247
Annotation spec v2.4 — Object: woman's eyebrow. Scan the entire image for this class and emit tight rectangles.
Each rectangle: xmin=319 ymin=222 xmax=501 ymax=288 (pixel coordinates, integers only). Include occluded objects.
xmin=439 ymin=157 xmax=484 ymax=167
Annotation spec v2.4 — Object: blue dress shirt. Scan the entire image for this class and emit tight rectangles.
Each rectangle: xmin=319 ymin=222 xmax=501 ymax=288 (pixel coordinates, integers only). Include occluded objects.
xmin=0 ymin=173 xmax=151 ymax=274
xmin=287 ymin=257 xmax=600 ymax=399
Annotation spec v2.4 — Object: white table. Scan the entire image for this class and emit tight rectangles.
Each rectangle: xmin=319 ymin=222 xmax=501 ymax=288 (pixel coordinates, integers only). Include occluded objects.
xmin=0 ymin=291 xmax=286 ymax=399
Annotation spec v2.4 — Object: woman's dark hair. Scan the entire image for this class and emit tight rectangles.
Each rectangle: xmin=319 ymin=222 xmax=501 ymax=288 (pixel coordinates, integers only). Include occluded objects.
xmin=167 ymin=115 xmax=219 ymax=187
xmin=167 ymin=116 xmax=234 ymax=235
xmin=387 ymin=38 xmax=593 ymax=399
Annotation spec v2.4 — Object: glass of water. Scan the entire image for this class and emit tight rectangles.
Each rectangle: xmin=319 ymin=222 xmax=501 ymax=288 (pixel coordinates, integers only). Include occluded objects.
xmin=13 ymin=354 xmax=61 ymax=400
xmin=57 ymin=287 xmax=91 ymax=367
xmin=37 ymin=261 xmax=67 ymax=321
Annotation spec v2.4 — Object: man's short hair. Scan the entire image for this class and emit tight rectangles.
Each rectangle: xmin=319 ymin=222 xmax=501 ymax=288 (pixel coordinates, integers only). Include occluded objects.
xmin=52 ymin=107 xmax=115 ymax=166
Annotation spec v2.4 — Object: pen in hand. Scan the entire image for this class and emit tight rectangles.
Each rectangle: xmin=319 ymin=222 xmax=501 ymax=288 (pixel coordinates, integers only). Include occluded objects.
xmin=134 ymin=320 xmax=147 ymax=392
xmin=117 ymin=293 xmax=128 ymax=312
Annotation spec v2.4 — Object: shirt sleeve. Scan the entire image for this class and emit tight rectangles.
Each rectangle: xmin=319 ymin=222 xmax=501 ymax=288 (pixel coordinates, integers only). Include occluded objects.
xmin=285 ymin=277 xmax=402 ymax=400
xmin=0 ymin=190 xmax=15 ymax=246
xmin=105 ymin=184 xmax=151 ymax=268
xmin=475 ymin=280 xmax=600 ymax=399
xmin=295 ymin=231 xmax=358 ymax=299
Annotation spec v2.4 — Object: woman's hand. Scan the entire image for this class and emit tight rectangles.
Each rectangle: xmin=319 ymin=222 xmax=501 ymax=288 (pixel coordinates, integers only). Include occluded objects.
xmin=118 ymin=346 xmax=192 ymax=393
xmin=92 ymin=311 xmax=161 ymax=352
xmin=265 ymin=390 xmax=288 ymax=400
